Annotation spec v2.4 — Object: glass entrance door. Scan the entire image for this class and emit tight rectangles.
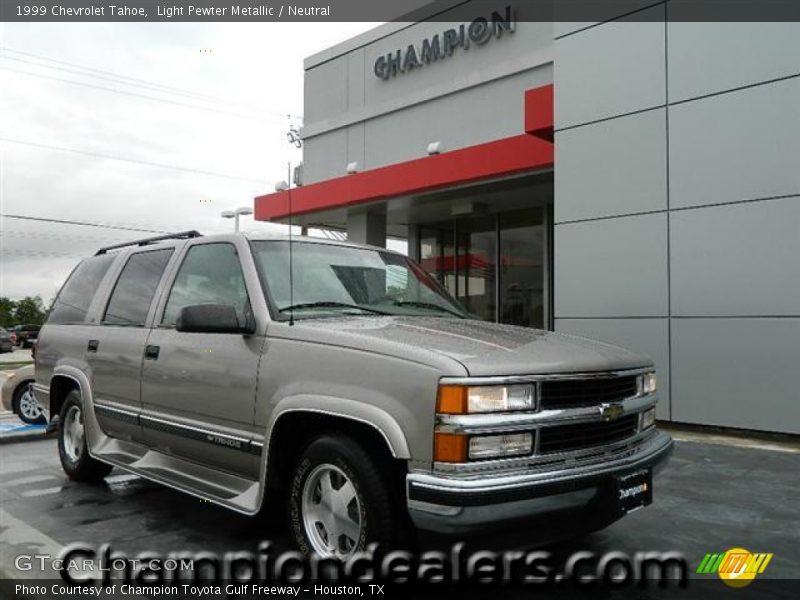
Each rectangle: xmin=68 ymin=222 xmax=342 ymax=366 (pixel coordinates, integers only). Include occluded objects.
xmin=499 ymin=209 xmax=546 ymax=328
xmin=418 ymin=207 xmax=551 ymax=329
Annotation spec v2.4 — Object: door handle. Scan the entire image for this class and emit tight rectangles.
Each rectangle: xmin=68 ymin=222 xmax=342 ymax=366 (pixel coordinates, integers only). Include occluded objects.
xmin=144 ymin=345 xmax=160 ymax=360
xmin=87 ymin=339 xmax=99 ymax=352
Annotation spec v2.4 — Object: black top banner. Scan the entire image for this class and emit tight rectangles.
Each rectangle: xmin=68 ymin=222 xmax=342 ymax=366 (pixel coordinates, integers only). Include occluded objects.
xmin=4 ymin=0 xmax=800 ymax=23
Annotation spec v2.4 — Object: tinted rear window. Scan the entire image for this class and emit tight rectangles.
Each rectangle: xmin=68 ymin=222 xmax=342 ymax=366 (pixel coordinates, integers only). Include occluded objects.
xmin=103 ymin=249 xmax=173 ymax=327
xmin=47 ymin=255 xmax=116 ymax=325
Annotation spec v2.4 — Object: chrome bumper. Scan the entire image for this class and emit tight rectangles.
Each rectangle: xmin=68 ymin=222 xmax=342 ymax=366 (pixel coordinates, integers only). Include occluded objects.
xmin=407 ymin=429 xmax=673 ymax=533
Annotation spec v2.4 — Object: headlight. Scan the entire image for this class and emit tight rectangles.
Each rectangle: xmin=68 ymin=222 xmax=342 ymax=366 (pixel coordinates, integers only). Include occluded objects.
xmin=469 ymin=433 xmax=533 ymax=460
xmin=437 ymin=384 xmax=536 ymax=414
xmin=641 ymin=407 xmax=656 ymax=430
xmin=639 ymin=372 xmax=657 ymax=395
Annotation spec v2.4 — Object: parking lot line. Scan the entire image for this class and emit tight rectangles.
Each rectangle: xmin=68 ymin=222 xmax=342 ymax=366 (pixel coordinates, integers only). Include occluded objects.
xmin=3 ymin=475 xmax=57 ymax=487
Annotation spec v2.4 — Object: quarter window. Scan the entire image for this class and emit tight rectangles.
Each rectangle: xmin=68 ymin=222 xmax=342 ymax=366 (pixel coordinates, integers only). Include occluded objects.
xmin=47 ymin=254 xmax=115 ymax=325
xmin=162 ymin=244 xmax=250 ymax=327
xmin=103 ymin=249 xmax=174 ymax=327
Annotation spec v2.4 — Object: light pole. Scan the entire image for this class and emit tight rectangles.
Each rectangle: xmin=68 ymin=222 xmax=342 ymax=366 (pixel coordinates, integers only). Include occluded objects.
xmin=220 ymin=206 xmax=253 ymax=232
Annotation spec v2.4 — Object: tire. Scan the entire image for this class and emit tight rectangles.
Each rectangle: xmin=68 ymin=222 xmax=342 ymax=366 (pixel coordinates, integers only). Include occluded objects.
xmin=58 ymin=391 xmax=113 ymax=482
xmin=12 ymin=382 xmax=46 ymax=425
xmin=288 ymin=435 xmax=411 ymax=558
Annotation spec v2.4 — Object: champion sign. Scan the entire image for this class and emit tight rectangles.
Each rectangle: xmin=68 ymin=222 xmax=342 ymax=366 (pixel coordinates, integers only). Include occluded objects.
xmin=374 ymin=6 xmax=515 ymax=81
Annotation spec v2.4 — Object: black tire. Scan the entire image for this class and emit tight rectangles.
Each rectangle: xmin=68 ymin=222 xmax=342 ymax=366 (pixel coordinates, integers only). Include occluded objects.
xmin=288 ymin=435 xmax=411 ymax=557
xmin=12 ymin=382 xmax=46 ymax=425
xmin=58 ymin=391 xmax=113 ymax=482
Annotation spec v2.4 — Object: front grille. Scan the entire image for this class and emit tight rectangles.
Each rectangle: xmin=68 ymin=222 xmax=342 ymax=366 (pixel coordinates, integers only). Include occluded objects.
xmin=538 ymin=414 xmax=639 ymax=454
xmin=540 ymin=375 xmax=638 ymax=409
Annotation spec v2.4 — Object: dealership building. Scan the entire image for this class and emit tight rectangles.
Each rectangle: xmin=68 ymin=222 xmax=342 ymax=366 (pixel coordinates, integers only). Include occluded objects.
xmin=255 ymin=2 xmax=800 ymax=435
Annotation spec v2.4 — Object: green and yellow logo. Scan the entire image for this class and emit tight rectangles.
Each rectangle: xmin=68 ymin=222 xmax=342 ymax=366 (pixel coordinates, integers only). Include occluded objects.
xmin=697 ymin=547 xmax=773 ymax=588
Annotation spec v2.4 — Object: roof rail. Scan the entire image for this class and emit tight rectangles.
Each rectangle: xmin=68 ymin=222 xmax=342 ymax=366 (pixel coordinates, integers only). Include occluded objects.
xmin=95 ymin=230 xmax=203 ymax=255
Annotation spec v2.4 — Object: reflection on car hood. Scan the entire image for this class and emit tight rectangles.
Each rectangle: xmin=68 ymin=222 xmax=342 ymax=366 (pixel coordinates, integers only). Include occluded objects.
xmin=296 ymin=316 xmax=650 ymax=376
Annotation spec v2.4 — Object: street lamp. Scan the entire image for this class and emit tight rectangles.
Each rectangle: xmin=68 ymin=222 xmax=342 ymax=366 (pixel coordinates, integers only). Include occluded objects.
xmin=221 ymin=206 xmax=253 ymax=232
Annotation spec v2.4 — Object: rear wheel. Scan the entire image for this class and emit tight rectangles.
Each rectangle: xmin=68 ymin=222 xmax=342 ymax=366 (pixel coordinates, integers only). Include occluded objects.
xmin=58 ymin=391 xmax=112 ymax=482
xmin=13 ymin=382 xmax=45 ymax=425
xmin=288 ymin=435 xmax=410 ymax=558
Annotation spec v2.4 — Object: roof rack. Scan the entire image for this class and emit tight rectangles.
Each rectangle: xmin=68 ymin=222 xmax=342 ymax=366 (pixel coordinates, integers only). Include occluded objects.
xmin=95 ymin=231 xmax=203 ymax=255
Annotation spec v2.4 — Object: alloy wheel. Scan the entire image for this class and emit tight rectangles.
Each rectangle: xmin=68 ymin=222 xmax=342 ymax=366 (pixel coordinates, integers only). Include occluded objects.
xmin=301 ymin=464 xmax=363 ymax=558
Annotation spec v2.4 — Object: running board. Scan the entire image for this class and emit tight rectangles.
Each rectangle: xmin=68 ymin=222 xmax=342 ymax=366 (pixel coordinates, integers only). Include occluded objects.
xmin=91 ymin=436 xmax=261 ymax=514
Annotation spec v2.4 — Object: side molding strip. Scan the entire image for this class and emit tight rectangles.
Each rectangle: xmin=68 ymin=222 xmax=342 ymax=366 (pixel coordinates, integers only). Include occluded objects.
xmin=94 ymin=402 xmax=262 ymax=455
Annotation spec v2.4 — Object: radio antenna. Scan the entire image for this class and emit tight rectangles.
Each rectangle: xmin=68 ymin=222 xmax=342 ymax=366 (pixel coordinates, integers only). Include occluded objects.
xmin=288 ymin=161 xmax=295 ymax=326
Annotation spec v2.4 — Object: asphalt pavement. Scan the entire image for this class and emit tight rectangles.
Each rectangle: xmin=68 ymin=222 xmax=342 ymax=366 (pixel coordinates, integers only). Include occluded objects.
xmin=0 ymin=431 xmax=798 ymax=599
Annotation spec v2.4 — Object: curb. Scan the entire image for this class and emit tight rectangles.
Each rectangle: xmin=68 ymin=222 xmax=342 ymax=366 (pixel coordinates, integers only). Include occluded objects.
xmin=0 ymin=428 xmax=53 ymax=445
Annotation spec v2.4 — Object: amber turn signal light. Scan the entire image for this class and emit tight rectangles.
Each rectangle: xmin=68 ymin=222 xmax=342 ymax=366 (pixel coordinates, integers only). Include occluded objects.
xmin=436 ymin=385 xmax=468 ymax=414
xmin=433 ymin=432 xmax=468 ymax=463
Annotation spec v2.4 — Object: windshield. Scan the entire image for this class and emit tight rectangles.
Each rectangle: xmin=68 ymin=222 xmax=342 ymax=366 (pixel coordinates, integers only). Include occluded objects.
xmin=251 ymin=241 xmax=468 ymax=320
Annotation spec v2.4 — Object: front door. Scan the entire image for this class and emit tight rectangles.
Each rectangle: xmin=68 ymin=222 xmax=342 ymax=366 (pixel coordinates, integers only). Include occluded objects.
xmin=140 ymin=242 xmax=263 ymax=478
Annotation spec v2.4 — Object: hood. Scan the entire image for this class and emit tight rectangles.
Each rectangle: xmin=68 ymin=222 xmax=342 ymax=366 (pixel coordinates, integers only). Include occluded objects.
xmin=293 ymin=316 xmax=650 ymax=376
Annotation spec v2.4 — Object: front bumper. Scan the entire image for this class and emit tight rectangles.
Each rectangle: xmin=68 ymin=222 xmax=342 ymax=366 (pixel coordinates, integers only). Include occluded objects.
xmin=407 ymin=429 xmax=673 ymax=534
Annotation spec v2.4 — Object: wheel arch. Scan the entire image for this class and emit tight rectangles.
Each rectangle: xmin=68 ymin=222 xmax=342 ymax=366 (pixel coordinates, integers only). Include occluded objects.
xmin=48 ymin=369 xmax=89 ymax=419
xmin=261 ymin=398 xmax=412 ymax=502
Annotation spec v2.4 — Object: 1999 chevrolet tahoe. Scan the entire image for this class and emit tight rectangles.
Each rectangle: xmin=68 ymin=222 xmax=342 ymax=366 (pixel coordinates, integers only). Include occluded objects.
xmin=34 ymin=232 xmax=672 ymax=558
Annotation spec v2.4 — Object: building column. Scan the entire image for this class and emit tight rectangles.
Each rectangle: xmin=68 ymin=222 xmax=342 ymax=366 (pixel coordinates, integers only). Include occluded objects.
xmin=347 ymin=212 xmax=386 ymax=248
xmin=406 ymin=224 xmax=420 ymax=261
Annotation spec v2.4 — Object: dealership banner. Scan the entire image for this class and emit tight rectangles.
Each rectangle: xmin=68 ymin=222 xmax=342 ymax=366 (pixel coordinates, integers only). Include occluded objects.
xmin=7 ymin=0 xmax=800 ymax=22
xmin=4 ymin=578 xmax=800 ymax=599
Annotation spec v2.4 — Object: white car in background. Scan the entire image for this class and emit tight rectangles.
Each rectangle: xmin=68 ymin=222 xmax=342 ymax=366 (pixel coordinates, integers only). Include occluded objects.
xmin=1 ymin=364 xmax=46 ymax=425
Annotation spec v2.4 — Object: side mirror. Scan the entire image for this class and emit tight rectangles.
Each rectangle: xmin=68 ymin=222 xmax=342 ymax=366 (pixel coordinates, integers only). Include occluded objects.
xmin=176 ymin=304 xmax=254 ymax=335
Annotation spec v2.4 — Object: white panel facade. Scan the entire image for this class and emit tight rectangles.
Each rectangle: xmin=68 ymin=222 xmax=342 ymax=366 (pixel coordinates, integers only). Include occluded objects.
xmin=670 ymin=198 xmax=800 ymax=317
xmin=554 ymin=5 xmax=665 ymax=128
xmin=669 ymin=77 xmax=800 ymax=209
xmin=554 ymin=213 xmax=669 ymax=318
xmin=671 ymin=318 xmax=800 ymax=434
xmin=555 ymin=108 xmax=667 ymax=223
xmin=668 ymin=22 xmax=800 ymax=102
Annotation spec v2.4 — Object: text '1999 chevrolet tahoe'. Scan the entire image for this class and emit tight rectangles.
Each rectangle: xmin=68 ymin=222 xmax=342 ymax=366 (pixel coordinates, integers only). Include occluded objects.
xmin=34 ymin=231 xmax=672 ymax=558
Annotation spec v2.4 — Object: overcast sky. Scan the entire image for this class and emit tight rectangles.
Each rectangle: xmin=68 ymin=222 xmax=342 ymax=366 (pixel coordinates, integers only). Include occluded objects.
xmin=0 ymin=21 xmax=379 ymax=302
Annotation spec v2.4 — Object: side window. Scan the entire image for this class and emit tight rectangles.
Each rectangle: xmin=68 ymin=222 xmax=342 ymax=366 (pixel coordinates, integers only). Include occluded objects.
xmin=103 ymin=249 xmax=174 ymax=327
xmin=162 ymin=244 xmax=249 ymax=327
xmin=48 ymin=254 xmax=116 ymax=325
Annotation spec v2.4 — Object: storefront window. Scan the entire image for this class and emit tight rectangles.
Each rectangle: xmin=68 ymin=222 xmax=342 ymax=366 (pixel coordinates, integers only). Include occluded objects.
xmin=418 ymin=207 xmax=549 ymax=328
xmin=499 ymin=209 xmax=545 ymax=328
xmin=456 ymin=217 xmax=496 ymax=322
xmin=419 ymin=226 xmax=456 ymax=296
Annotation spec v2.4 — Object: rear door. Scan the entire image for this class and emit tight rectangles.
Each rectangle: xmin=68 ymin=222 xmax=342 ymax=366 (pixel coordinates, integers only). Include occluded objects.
xmin=140 ymin=239 xmax=264 ymax=478
xmin=88 ymin=248 xmax=175 ymax=442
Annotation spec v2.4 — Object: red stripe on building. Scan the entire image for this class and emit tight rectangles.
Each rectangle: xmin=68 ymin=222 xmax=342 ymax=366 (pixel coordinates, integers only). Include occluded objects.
xmin=255 ymin=84 xmax=554 ymax=221
xmin=525 ymin=84 xmax=554 ymax=142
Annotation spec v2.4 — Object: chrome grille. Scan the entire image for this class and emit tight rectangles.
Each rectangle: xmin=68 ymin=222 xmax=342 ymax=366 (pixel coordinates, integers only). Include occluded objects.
xmin=540 ymin=375 xmax=638 ymax=409
xmin=538 ymin=414 xmax=639 ymax=454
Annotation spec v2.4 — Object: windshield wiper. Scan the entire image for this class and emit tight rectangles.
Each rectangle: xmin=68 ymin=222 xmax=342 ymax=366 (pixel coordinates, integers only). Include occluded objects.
xmin=278 ymin=302 xmax=391 ymax=316
xmin=392 ymin=301 xmax=465 ymax=318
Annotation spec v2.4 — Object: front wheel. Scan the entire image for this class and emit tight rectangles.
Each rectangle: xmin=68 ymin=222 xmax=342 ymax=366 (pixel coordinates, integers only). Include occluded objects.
xmin=58 ymin=391 xmax=113 ymax=482
xmin=13 ymin=383 xmax=45 ymax=425
xmin=288 ymin=435 xmax=410 ymax=559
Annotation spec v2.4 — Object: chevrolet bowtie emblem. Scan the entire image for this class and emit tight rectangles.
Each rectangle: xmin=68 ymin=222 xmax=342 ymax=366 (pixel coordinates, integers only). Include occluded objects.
xmin=599 ymin=402 xmax=625 ymax=421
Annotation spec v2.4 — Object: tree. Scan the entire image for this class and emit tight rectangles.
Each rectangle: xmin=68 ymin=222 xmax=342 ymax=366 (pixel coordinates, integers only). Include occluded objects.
xmin=0 ymin=297 xmax=15 ymax=328
xmin=13 ymin=296 xmax=46 ymax=325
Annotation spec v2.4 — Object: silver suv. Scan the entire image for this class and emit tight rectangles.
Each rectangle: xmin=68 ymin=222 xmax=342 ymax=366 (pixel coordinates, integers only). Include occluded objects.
xmin=34 ymin=232 xmax=672 ymax=558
